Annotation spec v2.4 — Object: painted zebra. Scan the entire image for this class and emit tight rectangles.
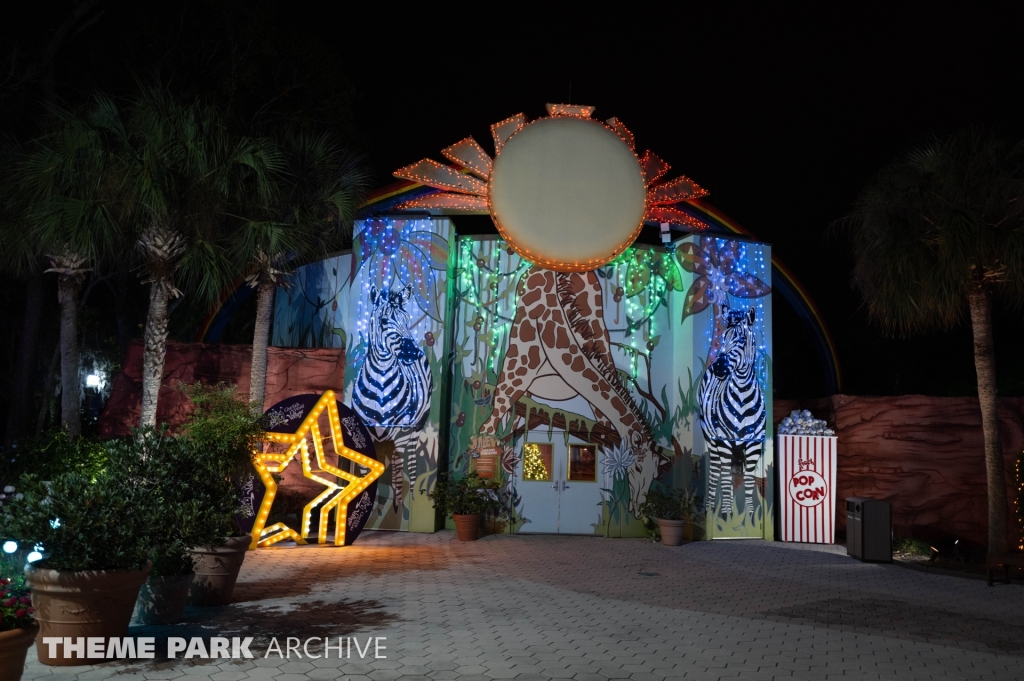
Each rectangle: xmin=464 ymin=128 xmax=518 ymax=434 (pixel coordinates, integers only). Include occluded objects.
xmin=352 ymin=285 xmax=434 ymax=511
xmin=698 ymin=305 xmax=766 ymax=517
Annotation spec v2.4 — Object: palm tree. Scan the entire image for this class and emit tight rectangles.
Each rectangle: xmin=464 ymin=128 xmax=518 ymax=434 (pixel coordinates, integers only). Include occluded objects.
xmin=233 ymin=132 xmax=366 ymax=409
xmin=16 ymin=109 xmax=129 ymax=437
xmin=94 ymin=88 xmax=280 ymax=427
xmin=843 ymin=127 xmax=1024 ymax=555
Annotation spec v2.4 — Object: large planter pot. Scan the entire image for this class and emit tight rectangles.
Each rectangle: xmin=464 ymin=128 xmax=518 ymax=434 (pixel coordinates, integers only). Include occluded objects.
xmin=188 ymin=536 xmax=249 ymax=607
xmin=0 ymin=622 xmax=39 ymax=681
xmin=657 ymin=518 xmax=689 ymax=546
xmin=133 ymin=573 xmax=195 ymax=625
xmin=25 ymin=562 xmax=151 ymax=666
xmin=453 ymin=514 xmax=480 ymax=541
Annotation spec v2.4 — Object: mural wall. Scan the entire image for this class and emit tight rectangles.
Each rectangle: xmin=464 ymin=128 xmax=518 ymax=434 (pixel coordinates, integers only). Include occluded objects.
xmin=271 ymin=217 xmax=774 ymax=538
xmin=447 ymin=233 xmax=774 ymax=538
xmin=272 ymin=217 xmax=453 ymax=532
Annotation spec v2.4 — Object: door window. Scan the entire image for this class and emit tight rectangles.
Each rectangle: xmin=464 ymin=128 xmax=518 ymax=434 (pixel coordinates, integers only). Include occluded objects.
xmin=567 ymin=444 xmax=597 ymax=482
xmin=522 ymin=443 xmax=553 ymax=481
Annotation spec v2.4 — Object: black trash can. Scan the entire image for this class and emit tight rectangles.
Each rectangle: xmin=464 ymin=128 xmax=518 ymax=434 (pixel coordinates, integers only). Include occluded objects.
xmin=846 ymin=497 xmax=891 ymax=562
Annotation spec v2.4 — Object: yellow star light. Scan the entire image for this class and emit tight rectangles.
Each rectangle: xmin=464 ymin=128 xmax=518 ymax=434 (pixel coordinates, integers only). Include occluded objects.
xmin=249 ymin=390 xmax=384 ymax=548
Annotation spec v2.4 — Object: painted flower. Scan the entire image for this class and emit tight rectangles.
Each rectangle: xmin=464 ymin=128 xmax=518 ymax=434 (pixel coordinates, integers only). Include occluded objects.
xmin=354 ymin=218 xmax=450 ymax=321
xmin=601 ymin=443 xmax=636 ymax=481
xmin=500 ymin=446 xmax=521 ymax=475
xmin=676 ymin=236 xmax=771 ymax=362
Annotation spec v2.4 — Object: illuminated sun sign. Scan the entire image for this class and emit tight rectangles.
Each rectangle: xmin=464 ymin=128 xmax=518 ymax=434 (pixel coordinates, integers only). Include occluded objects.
xmin=393 ymin=103 xmax=711 ymax=272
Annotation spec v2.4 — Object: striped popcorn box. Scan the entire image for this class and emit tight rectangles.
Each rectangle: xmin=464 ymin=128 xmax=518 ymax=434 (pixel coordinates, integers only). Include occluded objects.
xmin=778 ymin=435 xmax=838 ymax=543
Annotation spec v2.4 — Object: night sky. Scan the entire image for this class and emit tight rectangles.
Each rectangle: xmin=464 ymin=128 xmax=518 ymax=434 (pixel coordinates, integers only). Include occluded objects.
xmin=8 ymin=3 xmax=1024 ymax=399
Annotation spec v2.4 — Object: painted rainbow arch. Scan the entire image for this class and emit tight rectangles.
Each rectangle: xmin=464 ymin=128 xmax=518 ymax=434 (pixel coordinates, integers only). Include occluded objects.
xmin=199 ymin=181 xmax=841 ymax=394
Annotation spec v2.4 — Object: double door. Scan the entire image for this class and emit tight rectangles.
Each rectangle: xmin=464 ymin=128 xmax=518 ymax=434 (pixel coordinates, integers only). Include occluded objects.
xmin=515 ymin=432 xmax=602 ymax=534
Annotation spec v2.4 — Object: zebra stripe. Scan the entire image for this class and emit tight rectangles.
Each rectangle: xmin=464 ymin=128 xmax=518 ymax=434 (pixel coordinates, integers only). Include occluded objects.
xmin=353 ymin=285 xmax=434 ymax=512
xmin=698 ymin=305 xmax=766 ymax=517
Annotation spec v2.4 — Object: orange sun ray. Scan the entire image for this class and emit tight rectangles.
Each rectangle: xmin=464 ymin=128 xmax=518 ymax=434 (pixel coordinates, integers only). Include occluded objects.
xmin=648 ymin=175 xmax=710 ymax=204
xmin=393 ymin=159 xmax=487 ymax=195
xmin=441 ymin=137 xmax=493 ymax=179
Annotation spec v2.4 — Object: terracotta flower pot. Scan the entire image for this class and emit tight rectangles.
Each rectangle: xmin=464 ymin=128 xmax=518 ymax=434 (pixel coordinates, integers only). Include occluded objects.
xmin=188 ymin=536 xmax=249 ymax=607
xmin=658 ymin=518 xmax=688 ymax=546
xmin=25 ymin=562 xmax=152 ymax=666
xmin=133 ymin=572 xmax=195 ymax=625
xmin=453 ymin=514 xmax=480 ymax=541
xmin=0 ymin=622 xmax=38 ymax=681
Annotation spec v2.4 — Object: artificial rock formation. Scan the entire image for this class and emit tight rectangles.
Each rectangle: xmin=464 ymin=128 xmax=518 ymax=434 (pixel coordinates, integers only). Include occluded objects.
xmin=98 ymin=340 xmax=345 ymax=436
xmin=775 ymin=395 xmax=1021 ymax=547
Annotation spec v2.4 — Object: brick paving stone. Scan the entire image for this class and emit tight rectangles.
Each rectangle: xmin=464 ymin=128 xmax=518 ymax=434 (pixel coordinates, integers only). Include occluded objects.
xmin=19 ymin=532 xmax=1024 ymax=681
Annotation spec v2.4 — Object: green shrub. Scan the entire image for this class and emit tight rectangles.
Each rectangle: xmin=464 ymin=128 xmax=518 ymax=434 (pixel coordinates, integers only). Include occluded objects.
xmin=893 ymin=537 xmax=932 ymax=556
xmin=637 ymin=487 xmax=702 ymax=521
xmin=1 ymin=430 xmax=107 ymax=486
xmin=2 ymin=470 xmax=155 ymax=572
xmin=105 ymin=428 xmax=240 ymax=576
xmin=429 ymin=473 xmax=501 ymax=517
xmin=177 ymin=382 xmax=264 ymax=481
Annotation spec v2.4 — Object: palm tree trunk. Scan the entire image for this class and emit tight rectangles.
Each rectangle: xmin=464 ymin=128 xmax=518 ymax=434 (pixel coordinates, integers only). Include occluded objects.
xmin=6 ymin=273 xmax=45 ymax=445
xmin=36 ymin=343 xmax=61 ymax=435
xmin=57 ymin=275 xmax=81 ymax=438
xmin=968 ymin=284 xmax=1008 ymax=555
xmin=140 ymin=280 xmax=171 ymax=428
xmin=249 ymin=280 xmax=276 ymax=411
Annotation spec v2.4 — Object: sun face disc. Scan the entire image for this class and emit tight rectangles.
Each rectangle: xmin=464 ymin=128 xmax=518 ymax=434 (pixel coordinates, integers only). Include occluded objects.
xmin=488 ymin=117 xmax=647 ymax=272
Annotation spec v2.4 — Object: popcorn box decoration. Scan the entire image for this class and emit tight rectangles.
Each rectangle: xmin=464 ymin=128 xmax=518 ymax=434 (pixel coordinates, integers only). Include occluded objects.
xmin=777 ymin=411 xmax=837 ymax=544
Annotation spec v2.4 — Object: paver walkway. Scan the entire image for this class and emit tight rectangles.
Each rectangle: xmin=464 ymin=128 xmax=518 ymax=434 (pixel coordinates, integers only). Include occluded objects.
xmin=21 ymin=532 xmax=1024 ymax=681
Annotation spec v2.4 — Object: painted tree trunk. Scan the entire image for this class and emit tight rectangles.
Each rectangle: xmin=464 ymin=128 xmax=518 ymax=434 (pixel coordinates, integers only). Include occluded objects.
xmin=57 ymin=275 xmax=81 ymax=438
xmin=7 ymin=273 xmax=45 ymax=445
xmin=968 ymin=284 xmax=1008 ymax=555
xmin=140 ymin=281 xmax=171 ymax=428
xmin=248 ymin=280 xmax=276 ymax=410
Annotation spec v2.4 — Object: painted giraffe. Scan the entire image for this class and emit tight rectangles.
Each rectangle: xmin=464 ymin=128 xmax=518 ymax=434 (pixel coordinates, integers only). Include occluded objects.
xmin=481 ymin=268 xmax=667 ymax=514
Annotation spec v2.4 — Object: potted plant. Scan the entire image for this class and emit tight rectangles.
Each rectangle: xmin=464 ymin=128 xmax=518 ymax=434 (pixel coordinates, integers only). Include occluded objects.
xmin=107 ymin=430 xmax=240 ymax=624
xmin=0 ymin=576 xmax=36 ymax=681
xmin=3 ymin=470 xmax=155 ymax=666
xmin=177 ymin=384 xmax=264 ymax=606
xmin=429 ymin=472 xmax=501 ymax=541
xmin=638 ymin=488 xmax=702 ymax=546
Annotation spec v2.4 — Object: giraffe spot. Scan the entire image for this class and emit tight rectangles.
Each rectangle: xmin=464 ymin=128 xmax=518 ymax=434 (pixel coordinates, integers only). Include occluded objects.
xmin=555 ymin=326 xmax=570 ymax=349
xmin=611 ymin=396 xmax=627 ymax=416
xmin=595 ymin=307 xmax=603 ymax=318
xmin=540 ymin=324 xmax=556 ymax=347
xmin=570 ymin=344 xmax=578 ymax=354
xmin=529 ymin=304 xmax=545 ymax=319
xmin=519 ymin=321 xmax=536 ymax=342
xmin=583 ymin=369 xmax=599 ymax=383
xmin=516 ymin=366 xmax=528 ymax=376
xmin=521 ymin=288 xmax=541 ymax=306
xmin=562 ymin=353 xmax=573 ymax=365
xmin=527 ymin=345 xmax=541 ymax=366
xmin=574 ymin=290 xmax=592 ymax=318
xmin=546 ymin=293 xmax=558 ymax=308
xmin=542 ymin=272 xmax=555 ymax=292
xmin=511 ymin=378 xmax=523 ymax=387
xmin=571 ymin=356 xmax=585 ymax=372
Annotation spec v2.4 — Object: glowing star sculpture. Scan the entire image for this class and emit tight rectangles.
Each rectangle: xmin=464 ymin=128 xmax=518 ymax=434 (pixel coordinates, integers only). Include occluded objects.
xmin=394 ymin=103 xmax=711 ymax=272
xmin=250 ymin=390 xmax=385 ymax=549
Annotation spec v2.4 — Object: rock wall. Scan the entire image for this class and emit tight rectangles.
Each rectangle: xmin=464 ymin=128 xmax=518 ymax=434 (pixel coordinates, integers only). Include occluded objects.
xmin=98 ymin=340 xmax=345 ymax=437
xmin=775 ymin=395 xmax=1022 ymax=547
